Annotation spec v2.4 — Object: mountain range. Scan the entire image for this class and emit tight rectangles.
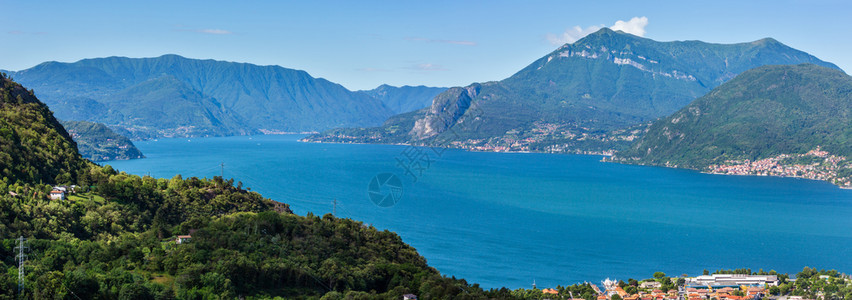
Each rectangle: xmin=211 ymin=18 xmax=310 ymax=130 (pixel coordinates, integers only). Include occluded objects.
xmin=3 ymin=55 xmax=398 ymax=139
xmin=359 ymin=84 xmax=447 ymax=114
xmin=305 ymin=28 xmax=840 ymax=153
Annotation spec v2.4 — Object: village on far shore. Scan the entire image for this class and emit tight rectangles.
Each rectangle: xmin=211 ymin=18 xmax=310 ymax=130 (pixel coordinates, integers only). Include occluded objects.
xmin=708 ymin=147 xmax=852 ymax=189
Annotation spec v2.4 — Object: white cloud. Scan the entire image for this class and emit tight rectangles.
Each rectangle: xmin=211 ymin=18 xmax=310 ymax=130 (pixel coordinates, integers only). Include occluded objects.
xmin=547 ymin=16 xmax=649 ymax=45
xmin=610 ymin=16 xmax=648 ymax=37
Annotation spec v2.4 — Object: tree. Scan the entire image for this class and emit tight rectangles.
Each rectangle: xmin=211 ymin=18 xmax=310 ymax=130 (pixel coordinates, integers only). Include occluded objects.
xmin=779 ymin=283 xmax=791 ymax=295
xmin=768 ymin=286 xmax=780 ymax=295
xmin=653 ymin=272 xmax=667 ymax=279
xmin=612 ymin=294 xmax=623 ymax=300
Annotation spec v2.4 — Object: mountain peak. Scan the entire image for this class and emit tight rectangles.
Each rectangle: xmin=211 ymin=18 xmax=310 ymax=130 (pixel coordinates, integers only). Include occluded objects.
xmin=572 ymin=27 xmax=641 ymax=46
xmin=751 ymin=37 xmax=780 ymax=46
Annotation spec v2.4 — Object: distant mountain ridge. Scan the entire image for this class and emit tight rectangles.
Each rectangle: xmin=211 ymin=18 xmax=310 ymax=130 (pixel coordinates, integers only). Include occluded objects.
xmin=359 ymin=84 xmax=447 ymax=114
xmin=3 ymin=55 xmax=394 ymax=139
xmin=305 ymin=29 xmax=840 ymax=153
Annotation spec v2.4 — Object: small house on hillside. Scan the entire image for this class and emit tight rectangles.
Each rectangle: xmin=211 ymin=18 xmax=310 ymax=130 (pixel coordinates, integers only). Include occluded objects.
xmin=49 ymin=189 xmax=66 ymax=200
xmin=403 ymin=294 xmax=417 ymax=300
xmin=176 ymin=235 xmax=192 ymax=244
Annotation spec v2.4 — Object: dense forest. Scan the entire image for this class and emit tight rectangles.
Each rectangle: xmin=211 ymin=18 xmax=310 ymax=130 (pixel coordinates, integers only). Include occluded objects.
xmin=0 ymin=74 xmax=88 ymax=185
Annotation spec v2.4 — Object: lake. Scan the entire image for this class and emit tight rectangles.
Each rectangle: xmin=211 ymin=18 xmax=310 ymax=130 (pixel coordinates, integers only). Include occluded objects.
xmin=105 ymin=135 xmax=852 ymax=288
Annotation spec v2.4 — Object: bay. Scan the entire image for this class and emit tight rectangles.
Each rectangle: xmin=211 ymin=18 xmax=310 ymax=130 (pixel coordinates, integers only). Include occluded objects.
xmin=105 ymin=135 xmax=852 ymax=288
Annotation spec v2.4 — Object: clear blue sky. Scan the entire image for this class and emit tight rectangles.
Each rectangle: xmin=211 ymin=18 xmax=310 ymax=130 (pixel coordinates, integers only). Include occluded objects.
xmin=1 ymin=0 xmax=849 ymax=90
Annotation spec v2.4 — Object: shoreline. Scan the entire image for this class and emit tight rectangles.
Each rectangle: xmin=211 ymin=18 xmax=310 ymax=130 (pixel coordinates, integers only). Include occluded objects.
xmin=137 ymin=134 xmax=851 ymax=190
xmin=301 ymin=138 xmax=851 ymax=189
xmin=299 ymin=137 xmax=615 ymax=156
xmin=702 ymin=170 xmax=844 ymax=185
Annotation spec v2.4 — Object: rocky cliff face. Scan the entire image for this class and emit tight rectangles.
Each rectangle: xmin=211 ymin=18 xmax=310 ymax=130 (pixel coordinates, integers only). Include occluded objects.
xmin=410 ymin=83 xmax=480 ymax=140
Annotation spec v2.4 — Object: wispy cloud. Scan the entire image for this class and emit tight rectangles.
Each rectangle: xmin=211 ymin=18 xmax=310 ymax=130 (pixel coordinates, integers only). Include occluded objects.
xmin=357 ymin=67 xmax=392 ymax=72
xmin=405 ymin=37 xmax=477 ymax=46
xmin=196 ymin=29 xmax=233 ymax=35
xmin=7 ymin=30 xmax=47 ymax=35
xmin=174 ymin=25 xmax=234 ymax=35
xmin=546 ymin=16 xmax=649 ymax=45
xmin=408 ymin=63 xmax=448 ymax=71
xmin=546 ymin=25 xmax=603 ymax=45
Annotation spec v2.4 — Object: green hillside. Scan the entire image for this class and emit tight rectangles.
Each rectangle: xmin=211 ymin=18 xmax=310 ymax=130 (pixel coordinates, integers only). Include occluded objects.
xmin=306 ymin=29 xmax=838 ymax=154
xmin=4 ymin=55 xmax=393 ymax=139
xmin=615 ymin=64 xmax=851 ymax=187
xmin=0 ymin=73 xmax=88 ymax=184
xmin=61 ymin=120 xmax=145 ymax=161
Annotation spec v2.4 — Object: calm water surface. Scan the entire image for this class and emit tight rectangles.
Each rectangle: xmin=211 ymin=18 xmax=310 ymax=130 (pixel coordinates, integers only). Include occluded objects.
xmin=105 ymin=135 xmax=852 ymax=288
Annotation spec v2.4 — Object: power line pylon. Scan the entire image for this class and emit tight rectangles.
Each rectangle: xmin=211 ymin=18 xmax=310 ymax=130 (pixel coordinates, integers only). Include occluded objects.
xmin=14 ymin=236 xmax=28 ymax=296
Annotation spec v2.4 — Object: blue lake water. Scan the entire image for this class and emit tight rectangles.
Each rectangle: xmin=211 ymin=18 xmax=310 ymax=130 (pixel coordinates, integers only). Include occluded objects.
xmin=105 ymin=135 xmax=852 ymax=288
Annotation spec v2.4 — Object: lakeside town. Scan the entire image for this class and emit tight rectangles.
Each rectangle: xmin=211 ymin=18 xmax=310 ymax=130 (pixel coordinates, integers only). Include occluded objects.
xmin=500 ymin=269 xmax=852 ymax=300
xmin=707 ymin=147 xmax=852 ymax=189
xmin=444 ymin=121 xmax=645 ymax=154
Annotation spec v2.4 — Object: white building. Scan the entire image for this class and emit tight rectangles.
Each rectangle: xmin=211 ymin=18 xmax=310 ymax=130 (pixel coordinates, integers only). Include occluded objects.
xmin=176 ymin=235 xmax=192 ymax=244
xmin=690 ymin=274 xmax=779 ymax=286
xmin=49 ymin=190 xmax=66 ymax=200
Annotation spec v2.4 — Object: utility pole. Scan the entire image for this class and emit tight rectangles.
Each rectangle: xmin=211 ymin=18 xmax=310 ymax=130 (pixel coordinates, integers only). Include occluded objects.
xmin=332 ymin=199 xmax=337 ymax=216
xmin=15 ymin=236 xmax=27 ymax=296
xmin=220 ymin=163 xmax=225 ymax=178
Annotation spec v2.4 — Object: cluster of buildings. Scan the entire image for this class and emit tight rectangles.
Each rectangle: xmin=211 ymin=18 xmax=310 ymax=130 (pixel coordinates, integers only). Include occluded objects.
xmin=681 ymin=285 xmax=766 ymax=300
xmin=555 ymin=275 xmax=778 ymax=300
xmin=707 ymin=148 xmax=851 ymax=188
xmin=680 ymin=274 xmax=777 ymax=300
xmin=448 ymin=121 xmax=643 ymax=154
